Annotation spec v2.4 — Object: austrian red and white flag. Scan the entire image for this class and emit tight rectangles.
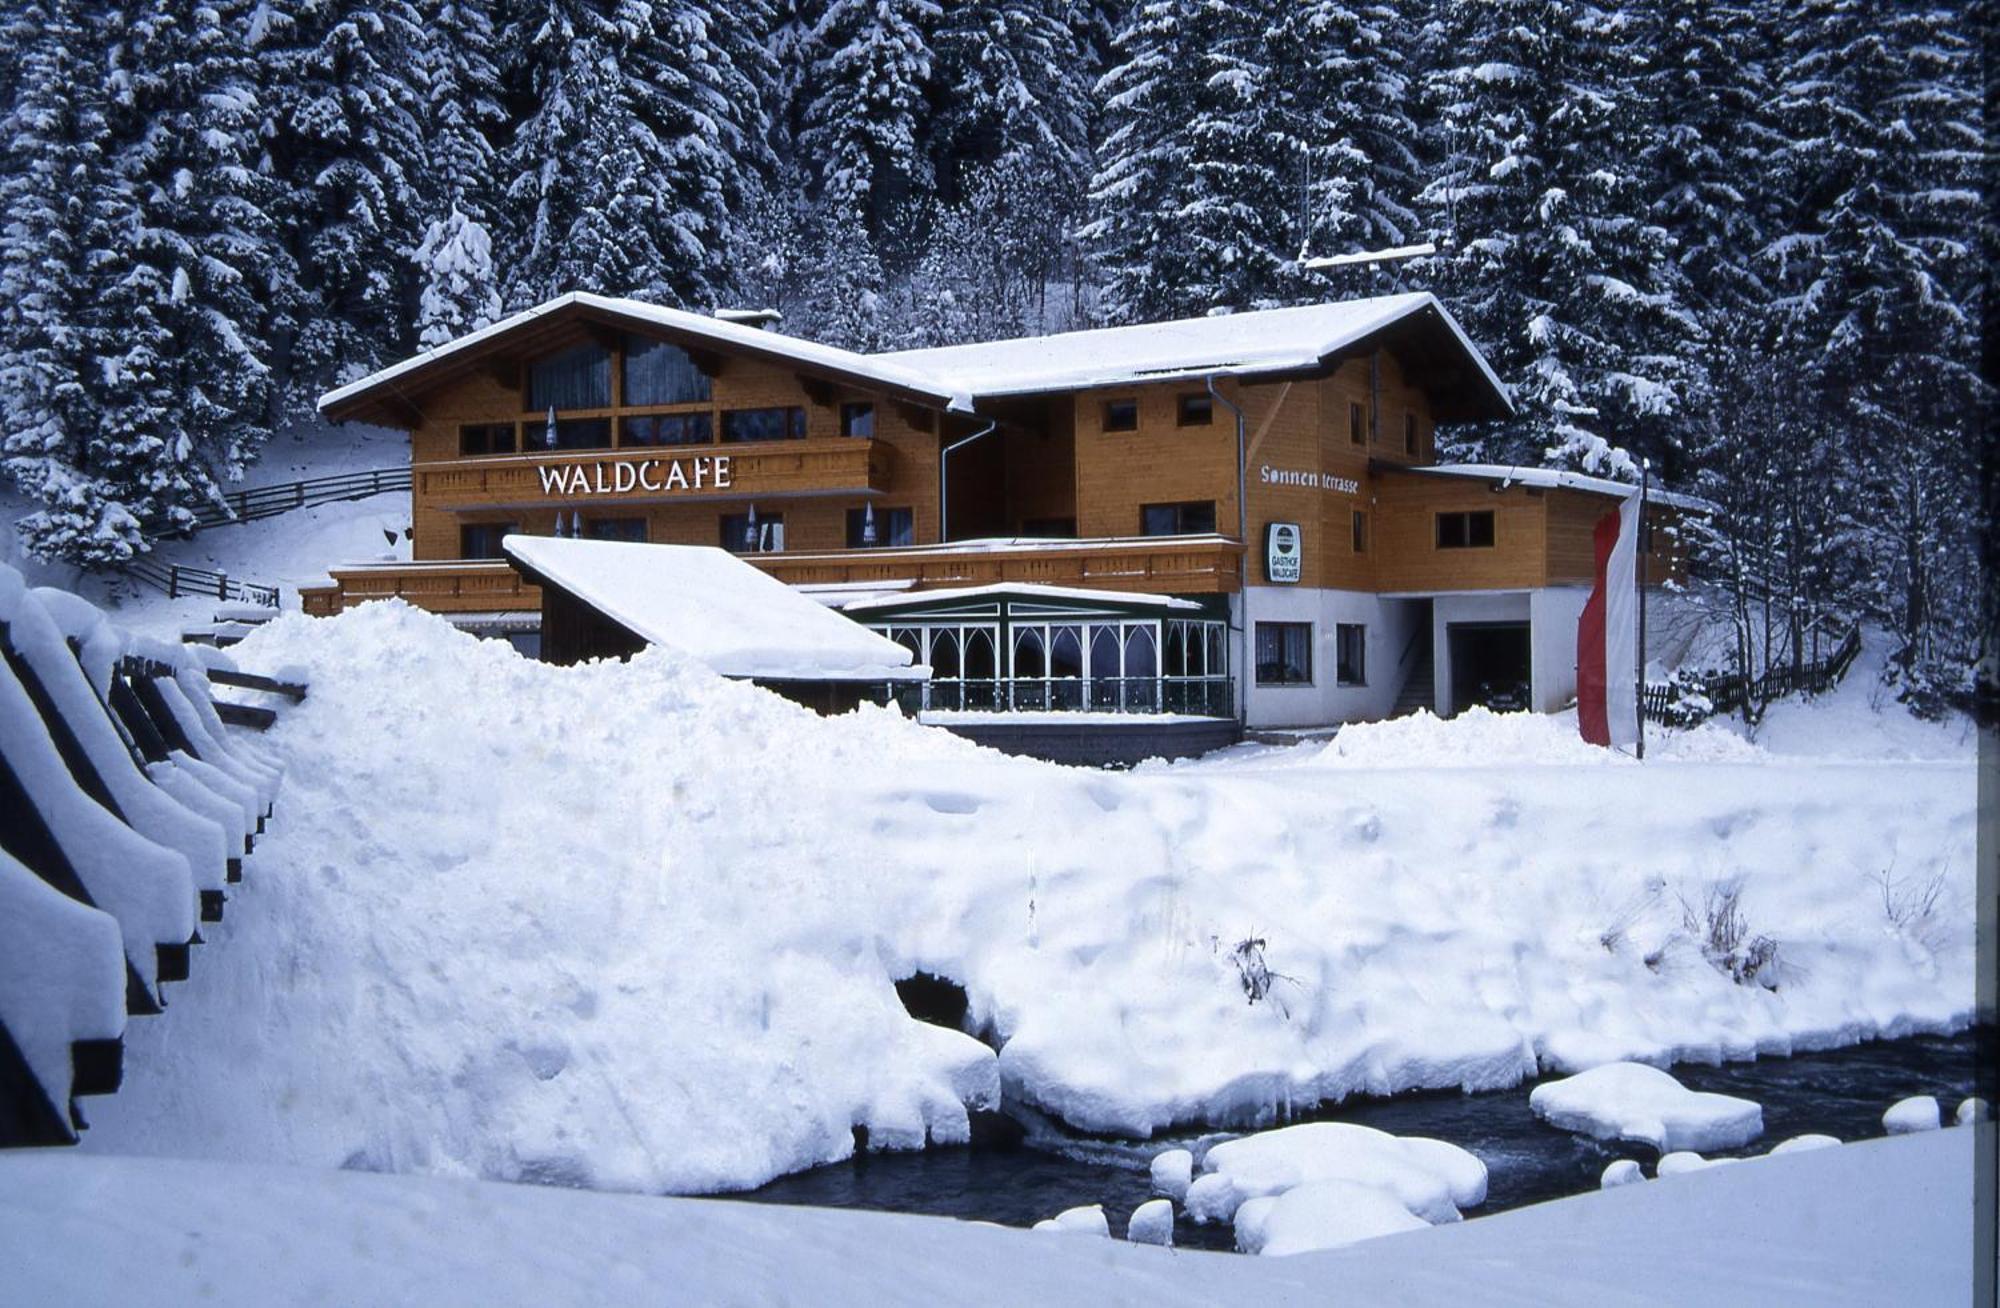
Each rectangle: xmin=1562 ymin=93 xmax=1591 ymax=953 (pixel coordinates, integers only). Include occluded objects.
xmin=1576 ymin=490 xmax=1642 ymax=748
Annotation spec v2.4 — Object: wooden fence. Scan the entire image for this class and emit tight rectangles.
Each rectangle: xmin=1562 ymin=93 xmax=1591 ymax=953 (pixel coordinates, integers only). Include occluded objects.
xmin=138 ymin=466 xmax=411 ymax=537
xmin=1643 ymin=623 xmax=1862 ymax=725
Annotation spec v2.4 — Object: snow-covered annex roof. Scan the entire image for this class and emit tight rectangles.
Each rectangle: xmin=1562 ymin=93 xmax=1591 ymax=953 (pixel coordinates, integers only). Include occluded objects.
xmin=501 ymin=536 xmax=924 ymax=682
xmin=319 ymin=291 xmax=1511 ymax=425
xmin=1406 ymin=464 xmax=1711 ymax=512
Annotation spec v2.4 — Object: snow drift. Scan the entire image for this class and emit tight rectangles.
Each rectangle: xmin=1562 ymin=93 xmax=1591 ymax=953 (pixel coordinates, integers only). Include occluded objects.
xmin=82 ymin=602 xmax=1979 ymax=1195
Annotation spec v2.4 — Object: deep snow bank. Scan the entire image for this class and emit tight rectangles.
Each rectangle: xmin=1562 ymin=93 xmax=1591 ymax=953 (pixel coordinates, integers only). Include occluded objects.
xmin=84 ymin=603 xmax=1978 ymax=1190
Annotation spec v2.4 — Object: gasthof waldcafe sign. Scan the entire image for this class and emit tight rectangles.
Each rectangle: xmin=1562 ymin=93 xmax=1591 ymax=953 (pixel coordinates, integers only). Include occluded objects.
xmin=535 ymin=455 xmax=734 ymax=497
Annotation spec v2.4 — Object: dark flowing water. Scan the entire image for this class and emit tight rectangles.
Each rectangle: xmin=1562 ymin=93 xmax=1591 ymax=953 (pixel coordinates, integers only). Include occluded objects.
xmin=736 ymin=1030 xmax=1993 ymax=1252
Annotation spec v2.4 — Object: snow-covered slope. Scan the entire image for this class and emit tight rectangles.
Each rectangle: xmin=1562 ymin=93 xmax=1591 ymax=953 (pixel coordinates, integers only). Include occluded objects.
xmin=9 ymin=1129 xmax=1984 ymax=1306
xmin=79 ymin=602 xmax=1978 ymax=1192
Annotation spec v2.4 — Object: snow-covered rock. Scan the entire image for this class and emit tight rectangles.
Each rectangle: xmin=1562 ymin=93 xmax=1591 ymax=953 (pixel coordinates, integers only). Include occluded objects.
xmin=1529 ymin=1063 xmax=1763 ymax=1153
xmin=1599 ymin=1160 xmax=1644 ymax=1188
xmin=1657 ymin=1151 xmax=1738 ymax=1177
xmin=1125 ymin=1199 xmax=1173 ymax=1246
xmin=1149 ymin=1148 xmax=1192 ymax=1200
xmin=1197 ymin=1122 xmax=1486 ymax=1226
xmin=1033 ymin=1205 xmax=1108 ymax=1236
xmin=1234 ymin=1180 xmax=1429 ymax=1256
xmin=1183 ymin=1173 xmax=1239 ymax=1225
xmin=1769 ymin=1134 xmax=1841 ymax=1156
xmin=1882 ymin=1096 xmax=1940 ymax=1135
xmin=1954 ymin=1097 xmax=1988 ymax=1126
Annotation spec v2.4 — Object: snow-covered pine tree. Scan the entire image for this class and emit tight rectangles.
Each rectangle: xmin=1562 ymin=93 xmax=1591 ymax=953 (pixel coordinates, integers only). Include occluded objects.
xmin=932 ymin=0 xmax=1091 ymax=204
xmin=408 ymin=0 xmax=505 ymax=347
xmin=251 ymin=0 xmax=429 ymax=404
xmin=1419 ymin=0 xmax=1698 ymax=476
xmin=1269 ymin=0 xmax=1425 ymax=290
xmin=795 ymin=0 xmax=941 ymax=261
xmin=1765 ymin=0 xmax=1983 ymax=707
xmin=89 ymin=0 xmax=280 ymax=544
xmin=499 ymin=0 xmax=759 ymax=310
xmin=0 ymin=0 xmax=134 ymax=561
xmin=1085 ymin=0 xmax=1297 ymax=322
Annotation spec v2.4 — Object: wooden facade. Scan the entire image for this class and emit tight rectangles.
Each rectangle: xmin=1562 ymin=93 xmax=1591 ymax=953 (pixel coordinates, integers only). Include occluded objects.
xmin=301 ymin=296 xmax=1684 ymax=622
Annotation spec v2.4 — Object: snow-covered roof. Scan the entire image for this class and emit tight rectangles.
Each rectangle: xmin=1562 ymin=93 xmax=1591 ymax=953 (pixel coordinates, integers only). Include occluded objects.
xmin=1408 ymin=464 xmax=1710 ymax=511
xmin=320 ymin=291 xmax=1511 ymax=424
xmin=879 ymin=292 xmax=1511 ymax=412
xmin=319 ymin=292 xmax=972 ymax=421
xmin=501 ymin=536 xmax=924 ymax=682
xmin=841 ymin=581 xmax=1203 ymax=615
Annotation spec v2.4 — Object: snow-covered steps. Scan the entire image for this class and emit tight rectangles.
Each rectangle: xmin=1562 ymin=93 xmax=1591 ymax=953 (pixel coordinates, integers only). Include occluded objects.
xmin=0 ymin=565 xmax=285 ymax=1145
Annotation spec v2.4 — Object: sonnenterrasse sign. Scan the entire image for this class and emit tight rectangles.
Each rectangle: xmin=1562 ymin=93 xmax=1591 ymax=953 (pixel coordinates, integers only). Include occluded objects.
xmin=535 ymin=455 xmax=733 ymax=497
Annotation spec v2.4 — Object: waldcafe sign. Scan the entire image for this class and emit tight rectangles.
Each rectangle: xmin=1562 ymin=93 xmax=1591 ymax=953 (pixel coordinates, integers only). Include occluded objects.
xmin=535 ymin=454 xmax=733 ymax=497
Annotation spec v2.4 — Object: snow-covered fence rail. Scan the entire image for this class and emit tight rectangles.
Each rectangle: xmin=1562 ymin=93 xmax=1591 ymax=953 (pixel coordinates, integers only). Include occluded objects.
xmin=138 ymin=466 xmax=412 ymax=538
xmin=121 ymin=559 xmax=280 ymax=609
xmin=0 ymin=564 xmax=293 ymax=1146
xmin=1643 ymin=623 xmax=1862 ymax=726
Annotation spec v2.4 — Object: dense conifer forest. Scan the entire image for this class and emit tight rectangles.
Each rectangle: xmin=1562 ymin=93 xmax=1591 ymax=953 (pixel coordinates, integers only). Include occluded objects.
xmin=0 ymin=0 xmax=1986 ymax=704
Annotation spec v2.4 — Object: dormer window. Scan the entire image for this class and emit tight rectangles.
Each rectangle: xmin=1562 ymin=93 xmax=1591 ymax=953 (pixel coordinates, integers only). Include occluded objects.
xmin=527 ymin=343 xmax=610 ymax=411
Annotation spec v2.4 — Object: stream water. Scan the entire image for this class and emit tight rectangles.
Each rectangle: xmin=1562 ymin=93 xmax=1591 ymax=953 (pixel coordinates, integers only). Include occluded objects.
xmin=736 ymin=1030 xmax=1993 ymax=1252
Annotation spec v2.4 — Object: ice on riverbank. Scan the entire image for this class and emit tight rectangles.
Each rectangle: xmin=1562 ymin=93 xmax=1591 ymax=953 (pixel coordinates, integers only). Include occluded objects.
xmin=1529 ymin=1063 xmax=1763 ymax=1153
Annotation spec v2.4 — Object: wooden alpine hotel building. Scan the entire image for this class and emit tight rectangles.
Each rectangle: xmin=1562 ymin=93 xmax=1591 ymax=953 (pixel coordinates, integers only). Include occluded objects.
xmin=308 ymin=291 xmax=1679 ymax=732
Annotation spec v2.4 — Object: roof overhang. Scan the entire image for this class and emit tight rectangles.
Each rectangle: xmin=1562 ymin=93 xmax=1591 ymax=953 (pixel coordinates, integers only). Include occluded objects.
xmin=318 ymin=292 xmax=967 ymax=428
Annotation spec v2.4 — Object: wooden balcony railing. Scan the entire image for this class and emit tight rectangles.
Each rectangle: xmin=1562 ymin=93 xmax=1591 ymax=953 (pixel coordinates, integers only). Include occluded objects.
xmin=413 ymin=438 xmax=889 ymax=510
xmin=298 ymin=535 xmax=1244 ymax=618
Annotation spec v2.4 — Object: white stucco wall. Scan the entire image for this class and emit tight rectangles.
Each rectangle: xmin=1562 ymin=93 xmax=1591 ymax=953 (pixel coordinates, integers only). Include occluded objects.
xmin=1236 ymin=587 xmax=1425 ymax=730
xmin=1528 ymin=586 xmax=1592 ymax=712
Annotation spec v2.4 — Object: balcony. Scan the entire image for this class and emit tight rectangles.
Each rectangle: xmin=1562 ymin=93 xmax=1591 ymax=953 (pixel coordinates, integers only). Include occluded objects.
xmin=413 ymin=438 xmax=889 ymax=511
xmin=300 ymin=561 xmax=536 ymax=617
xmin=751 ymin=535 xmax=1244 ymax=595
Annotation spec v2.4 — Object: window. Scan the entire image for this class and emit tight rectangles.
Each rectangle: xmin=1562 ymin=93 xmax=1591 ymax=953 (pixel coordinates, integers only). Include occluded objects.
xmin=622 ymin=334 xmax=710 ymax=407
xmin=1140 ymin=501 xmax=1217 ymax=536
xmin=1103 ymin=399 xmax=1139 ymax=432
xmin=459 ymin=522 xmax=516 ymax=560
xmin=459 ymin=423 xmax=515 ymax=457
xmin=584 ymin=518 xmax=646 ymax=543
xmin=1437 ymin=510 xmax=1497 ymax=549
xmin=1404 ymin=412 xmax=1419 ymax=456
xmin=528 ymin=416 xmax=611 ymax=451
xmin=1019 ymin=517 xmax=1077 ymax=538
xmin=1254 ymin=622 xmax=1312 ymax=685
xmin=1352 ymin=509 xmax=1369 ymax=554
xmin=721 ymin=406 xmax=807 ymax=443
xmin=846 ymin=506 xmax=913 ymax=548
xmin=840 ymin=402 xmax=875 ymax=438
xmin=1336 ymin=623 xmax=1366 ymax=686
xmin=527 ymin=344 xmax=611 ymax=411
xmin=1177 ymin=393 xmax=1213 ymax=426
xmin=1349 ymin=401 xmax=1367 ymax=446
xmin=720 ymin=512 xmax=784 ymax=553
xmin=623 ymin=412 xmax=712 ymax=447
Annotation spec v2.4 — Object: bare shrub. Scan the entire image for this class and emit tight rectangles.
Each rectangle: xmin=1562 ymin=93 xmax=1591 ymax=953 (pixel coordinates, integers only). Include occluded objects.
xmin=1680 ymin=881 xmax=1781 ymax=988
xmin=1873 ymin=864 xmax=1949 ymax=952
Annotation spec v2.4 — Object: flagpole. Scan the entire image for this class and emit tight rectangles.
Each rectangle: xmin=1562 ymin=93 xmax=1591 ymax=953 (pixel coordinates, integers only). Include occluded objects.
xmin=1636 ymin=458 xmax=1650 ymax=761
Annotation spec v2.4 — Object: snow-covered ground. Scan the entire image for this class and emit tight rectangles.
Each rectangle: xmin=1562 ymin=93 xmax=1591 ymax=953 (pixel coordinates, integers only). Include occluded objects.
xmin=6 ymin=1128 xmax=1983 ymax=1306
xmin=0 ymin=423 xmax=410 ymax=640
xmin=75 ymin=600 xmax=1978 ymax=1197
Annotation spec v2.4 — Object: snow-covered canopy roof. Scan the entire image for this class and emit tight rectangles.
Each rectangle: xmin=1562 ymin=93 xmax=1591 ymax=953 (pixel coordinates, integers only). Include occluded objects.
xmin=502 ymin=536 xmax=924 ymax=682
xmin=880 ymin=292 xmax=1511 ymax=418
xmin=1406 ymin=464 xmax=1711 ymax=511
xmin=320 ymin=291 xmax=1511 ymax=426
xmin=841 ymin=581 xmax=1203 ymax=616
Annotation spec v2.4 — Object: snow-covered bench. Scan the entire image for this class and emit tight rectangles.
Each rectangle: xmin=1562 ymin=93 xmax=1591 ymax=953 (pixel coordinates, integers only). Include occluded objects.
xmin=0 ymin=564 xmax=292 ymax=1146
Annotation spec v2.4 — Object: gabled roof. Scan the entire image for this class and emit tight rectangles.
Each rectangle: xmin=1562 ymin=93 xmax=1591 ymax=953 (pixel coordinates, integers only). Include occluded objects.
xmin=318 ymin=292 xmax=971 ymax=425
xmin=320 ymin=290 xmax=1512 ymax=426
xmin=501 ymin=536 xmax=923 ymax=682
xmin=879 ymin=292 xmax=1512 ymax=418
